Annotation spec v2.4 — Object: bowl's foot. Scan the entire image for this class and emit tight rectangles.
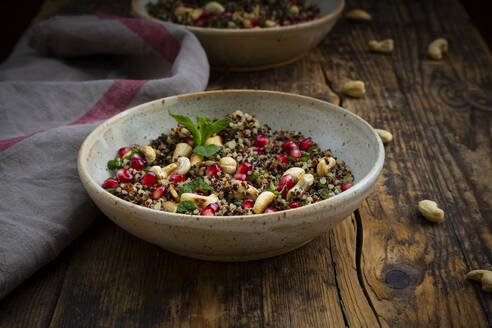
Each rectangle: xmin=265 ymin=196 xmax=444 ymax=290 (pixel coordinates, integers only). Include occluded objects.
xmin=165 ymin=239 xmax=314 ymax=262
xmin=211 ymin=52 xmax=308 ymax=72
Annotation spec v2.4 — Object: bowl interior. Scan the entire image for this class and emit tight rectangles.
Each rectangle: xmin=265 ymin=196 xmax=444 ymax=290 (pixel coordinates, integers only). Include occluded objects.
xmin=82 ymin=91 xmax=382 ymax=194
xmin=137 ymin=0 xmax=343 ymax=23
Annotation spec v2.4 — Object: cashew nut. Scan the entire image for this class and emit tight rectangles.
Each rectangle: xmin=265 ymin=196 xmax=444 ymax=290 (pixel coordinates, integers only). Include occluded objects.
xmin=190 ymin=154 xmax=203 ymax=167
xmin=150 ymin=163 xmax=178 ymax=180
xmin=428 ymin=38 xmax=448 ymax=60
xmin=343 ymin=80 xmax=366 ymax=98
xmin=219 ymin=156 xmax=237 ymax=174
xmin=204 ymin=1 xmax=225 ymax=15
xmin=172 ymin=143 xmax=193 ymax=161
xmin=174 ymin=6 xmax=192 ymax=17
xmin=418 ymin=200 xmax=444 ymax=223
xmin=205 ymin=135 xmax=223 ymax=147
xmin=346 ymin=9 xmax=372 ymax=22
xmin=139 ymin=146 xmax=156 ymax=164
xmin=191 ymin=8 xmax=203 ymax=20
xmin=162 ymin=201 xmax=178 ymax=213
xmin=375 ymin=129 xmax=393 ymax=144
xmin=368 ymin=39 xmax=394 ymax=53
xmin=180 ymin=192 xmax=219 ymax=209
xmin=282 ymin=167 xmax=305 ymax=180
xmin=287 ymin=174 xmax=314 ymax=201
xmin=289 ymin=5 xmax=299 ymax=16
xmin=466 ymin=270 xmax=492 ymax=292
xmin=265 ymin=20 xmax=276 ymax=27
xmin=253 ymin=191 xmax=276 ymax=214
xmin=317 ymin=157 xmax=337 ymax=176
xmin=174 ymin=157 xmax=191 ymax=175
xmin=232 ymin=180 xmax=259 ymax=200
xmin=168 ymin=185 xmax=180 ymax=201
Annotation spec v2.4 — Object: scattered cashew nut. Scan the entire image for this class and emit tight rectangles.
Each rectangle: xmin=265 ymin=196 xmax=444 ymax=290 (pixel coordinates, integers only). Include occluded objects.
xmin=287 ymin=173 xmax=314 ymax=201
xmin=172 ymin=143 xmax=193 ymax=161
xmin=428 ymin=38 xmax=448 ymax=60
xmin=368 ymin=39 xmax=394 ymax=53
xmin=168 ymin=185 xmax=180 ymax=201
xmin=418 ymin=200 xmax=444 ymax=223
xmin=150 ymin=163 xmax=178 ymax=180
xmin=346 ymin=9 xmax=372 ymax=22
xmin=162 ymin=201 xmax=178 ymax=213
xmin=139 ymin=146 xmax=156 ymax=164
xmin=204 ymin=1 xmax=225 ymax=15
xmin=282 ymin=167 xmax=305 ymax=180
xmin=375 ymin=129 xmax=393 ymax=144
xmin=174 ymin=6 xmax=192 ymax=17
xmin=253 ymin=191 xmax=276 ymax=214
xmin=343 ymin=80 xmax=366 ymax=98
xmin=317 ymin=157 xmax=337 ymax=176
xmin=180 ymin=192 xmax=219 ymax=209
xmin=219 ymin=156 xmax=237 ymax=174
xmin=174 ymin=157 xmax=191 ymax=175
xmin=466 ymin=270 xmax=492 ymax=292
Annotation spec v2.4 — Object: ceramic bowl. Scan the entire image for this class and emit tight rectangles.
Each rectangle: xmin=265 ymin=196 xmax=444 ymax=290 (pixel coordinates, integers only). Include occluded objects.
xmin=132 ymin=0 xmax=345 ymax=70
xmin=78 ymin=90 xmax=384 ymax=261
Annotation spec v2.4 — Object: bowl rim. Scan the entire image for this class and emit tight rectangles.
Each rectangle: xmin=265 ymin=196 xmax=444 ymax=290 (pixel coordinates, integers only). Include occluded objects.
xmin=131 ymin=0 xmax=345 ymax=35
xmin=78 ymin=89 xmax=384 ymax=224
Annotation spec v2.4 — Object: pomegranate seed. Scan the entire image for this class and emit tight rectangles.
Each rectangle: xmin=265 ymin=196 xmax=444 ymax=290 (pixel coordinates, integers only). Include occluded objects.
xmin=279 ymin=174 xmax=295 ymax=189
xmin=251 ymin=18 xmax=259 ymax=26
xmin=117 ymin=168 xmax=133 ymax=183
xmin=341 ymin=183 xmax=353 ymax=192
xmin=141 ymin=172 xmax=158 ymax=187
xmin=102 ymin=178 xmax=119 ymax=189
xmin=151 ymin=185 xmax=166 ymax=200
xmin=206 ymin=164 xmax=223 ymax=178
xmin=299 ymin=138 xmax=314 ymax=151
xmin=184 ymin=138 xmax=194 ymax=146
xmin=293 ymin=16 xmax=301 ymax=22
xmin=206 ymin=203 xmax=220 ymax=213
xmin=264 ymin=208 xmax=278 ymax=213
xmin=234 ymin=173 xmax=247 ymax=181
xmin=275 ymin=184 xmax=289 ymax=198
xmin=252 ymin=147 xmax=264 ymax=153
xmin=130 ymin=154 xmax=146 ymax=171
xmin=241 ymin=199 xmax=255 ymax=208
xmin=194 ymin=191 xmax=205 ymax=196
xmin=169 ymin=174 xmax=187 ymax=184
xmin=281 ymin=141 xmax=297 ymax=153
xmin=198 ymin=13 xmax=209 ymax=21
xmin=200 ymin=208 xmax=215 ymax=216
xmin=277 ymin=155 xmax=288 ymax=163
xmin=289 ymin=201 xmax=301 ymax=208
xmin=289 ymin=149 xmax=301 ymax=158
xmin=117 ymin=147 xmax=130 ymax=158
xmin=254 ymin=135 xmax=269 ymax=147
xmin=237 ymin=162 xmax=253 ymax=174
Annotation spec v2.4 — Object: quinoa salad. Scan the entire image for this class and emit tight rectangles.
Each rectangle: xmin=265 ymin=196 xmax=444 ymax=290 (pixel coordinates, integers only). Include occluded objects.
xmin=147 ymin=0 xmax=321 ymax=29
xmin=101 ymin=110 xmax=354 ymax=216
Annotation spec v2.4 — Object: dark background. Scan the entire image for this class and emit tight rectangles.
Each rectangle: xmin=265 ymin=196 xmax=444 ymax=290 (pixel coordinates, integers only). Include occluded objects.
xmin=0 ymin=0 xmax=490 ymax=62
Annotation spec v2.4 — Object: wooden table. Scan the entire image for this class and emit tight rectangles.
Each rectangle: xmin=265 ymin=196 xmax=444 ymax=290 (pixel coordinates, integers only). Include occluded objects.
xmin=1 ymin=0 xmax=491 ymax=327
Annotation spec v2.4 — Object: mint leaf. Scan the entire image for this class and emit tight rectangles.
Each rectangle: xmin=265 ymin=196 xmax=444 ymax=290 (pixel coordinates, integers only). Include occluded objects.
xmin=248 ymin=171 xmax=260 ymax=182
xmin=198 ymin=179 xmax=214 ymax=191
xmin=300 ymin=153 xmax=310 ymax=162
xmin=206 ymin=117 xmax=230 ymax=140
xmin=273 ymin=185 xmax=286 ymax=196
xmin=169 ymin=110 xmax=201 ymax=145
xmin=106 ymin=188 xmax=116 ymax=194
xmin=107 ymin=157 xmax=123 ymax=170
xmin=178 ymin=178 xmax=213 ymax=196
xmin=177 ymin=200 xmax=198 ymax=213
xmin=321 ymin=191 xmax=333 ymax=199
xmin=309 ymin=145 xmax=318 ymax=152
xmin=193 ymin=144 xmax=220 ymax=157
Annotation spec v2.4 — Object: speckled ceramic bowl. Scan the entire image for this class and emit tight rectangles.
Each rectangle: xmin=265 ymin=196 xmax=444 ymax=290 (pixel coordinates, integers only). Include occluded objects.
xmin=78 ymin=90 xmax=384 ymax=261
xmin=132 ymin=0 xmax=344 ymax=70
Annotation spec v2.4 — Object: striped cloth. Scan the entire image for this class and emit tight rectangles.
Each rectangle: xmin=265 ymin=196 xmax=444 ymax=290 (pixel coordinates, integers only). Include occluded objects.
xmin=0 ymin=14 xmax=209 ymax=299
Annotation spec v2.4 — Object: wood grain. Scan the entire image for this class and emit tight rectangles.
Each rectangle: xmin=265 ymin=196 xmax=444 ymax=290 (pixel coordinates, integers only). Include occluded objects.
xmin=1 ymin=0 xmax=491 ymax=327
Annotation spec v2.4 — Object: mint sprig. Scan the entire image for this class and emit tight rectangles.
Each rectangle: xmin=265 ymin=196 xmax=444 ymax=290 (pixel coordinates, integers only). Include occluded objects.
xmin=169 ymin=110 xmax=230 ymax=158
xmin=177 ymin=200 xmax=198 ymax=213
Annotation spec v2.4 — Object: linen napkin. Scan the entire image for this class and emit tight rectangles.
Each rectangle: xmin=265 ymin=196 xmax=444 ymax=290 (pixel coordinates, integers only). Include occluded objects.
xmin=0 ymin=14 xmax=209 ymax=299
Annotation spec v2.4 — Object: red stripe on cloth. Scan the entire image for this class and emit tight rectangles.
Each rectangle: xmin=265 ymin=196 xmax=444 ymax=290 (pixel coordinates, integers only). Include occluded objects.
xmin=96 ymin=13 xmax=181 ymax=64
xmin=0 ymin=79 xmax=147 ymax=151
xmin=0 ymin=131 xmax=43 ymax=152
xmin=69 ymin=79 xmax=147 ymax=125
